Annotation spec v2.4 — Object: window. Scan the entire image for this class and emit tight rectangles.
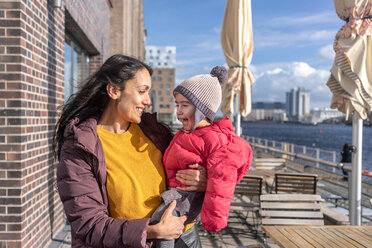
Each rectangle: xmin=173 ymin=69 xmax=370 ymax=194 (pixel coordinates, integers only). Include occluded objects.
xmin=169 ymin=70 xmax=174 ymax=75
xmin=158 ymin=70 xmax=162 ymax=74
xmin=64 ymin=34 xmax=89 ymax=102
xmin=168 ymin=77 xmax=172 ymax=82
xmin=64 ymin=42 xmax=72 ymax=102
xmin=169 ymin=97 xmax=173 ymax=102
xmin=158 ymin=91 xmax=162 ymax=95
xmin=160 ymin=104 xmax=170 ymax=108
xmin=160 ymin=97 xmax=163 ymax=101
xmin=160 ymin=84 xmax=164 ymax=88
xmin=166 ymin=84 xmax=170 ymax=95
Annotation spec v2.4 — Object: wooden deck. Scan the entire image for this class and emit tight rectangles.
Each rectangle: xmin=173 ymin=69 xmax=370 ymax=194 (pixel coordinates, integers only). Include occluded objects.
xmin=263 ymin=225 xmax=372 ymax=248
xmin=49 ymin=150 xmax=372 ymax=248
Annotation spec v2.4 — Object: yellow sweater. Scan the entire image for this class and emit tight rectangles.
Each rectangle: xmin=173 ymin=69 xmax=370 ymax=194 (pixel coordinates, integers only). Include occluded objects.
xmin=97 ymin=123 xmax=166 ymax=219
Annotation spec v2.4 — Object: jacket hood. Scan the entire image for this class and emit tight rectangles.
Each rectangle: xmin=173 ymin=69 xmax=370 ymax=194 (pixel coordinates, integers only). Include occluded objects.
xmin=197 ymin=117 xmax=234 ymax=134
xmin=64 ymin=116 xmax=100 ymax=156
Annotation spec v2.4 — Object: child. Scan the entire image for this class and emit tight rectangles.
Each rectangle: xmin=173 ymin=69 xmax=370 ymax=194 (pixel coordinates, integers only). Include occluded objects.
xmin=151 ymin=66 xmax=252 ymax=248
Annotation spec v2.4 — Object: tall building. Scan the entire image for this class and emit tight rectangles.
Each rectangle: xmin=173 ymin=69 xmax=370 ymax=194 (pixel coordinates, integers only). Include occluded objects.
xmin=0 ymin=0 xmax=146 ymax=247
xmin=145 ymin=46 xmax=176 ymax=123
xmin=286 ymin=88 xmax=310 ymax=121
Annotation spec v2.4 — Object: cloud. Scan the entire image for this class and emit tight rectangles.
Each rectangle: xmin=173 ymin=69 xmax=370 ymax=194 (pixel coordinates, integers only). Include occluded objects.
xmin=195 ymin=39 xmax=221 ymax=50
xmin=318 ymin=44 xmax=335 ymax=60
xmin=251 ymin=62 xmax=332 ymax=108
xmin=252 ymin=12 xmax=341 ymax=49
xmin=291 ymin=62 xmax=316 ymax=77
xmin=266 ymin=68 xmax=283 ymax=75
xmin=212 ymin=27 xmax=221 ymax=34
xmin=254 ymin=29 xmax=337 ymax=49
xmin=268 ymin=12 xmax=338 ymax=27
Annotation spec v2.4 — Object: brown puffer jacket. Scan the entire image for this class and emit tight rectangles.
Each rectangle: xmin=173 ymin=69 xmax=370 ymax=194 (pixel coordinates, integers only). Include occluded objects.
xmin=57 ymin=112 xmax=172 ymax=248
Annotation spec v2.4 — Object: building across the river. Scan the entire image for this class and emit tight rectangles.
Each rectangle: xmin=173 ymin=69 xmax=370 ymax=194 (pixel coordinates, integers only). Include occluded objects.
xmin=286 ymin=87 xmax=311 ymax=121
xmin=245 ymin=102 xmax=287 ymax=121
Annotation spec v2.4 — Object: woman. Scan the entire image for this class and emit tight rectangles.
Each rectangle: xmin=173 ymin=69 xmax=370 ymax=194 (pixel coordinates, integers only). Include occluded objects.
xmin=340 ymin=143 xmax=352 ymax=181
xmin=54 ymin=55 xmax=206 ymax=247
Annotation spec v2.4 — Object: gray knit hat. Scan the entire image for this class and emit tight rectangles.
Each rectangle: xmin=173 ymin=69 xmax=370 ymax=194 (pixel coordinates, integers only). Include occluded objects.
xmin=174 ymin=66 xmax=227 ymax=122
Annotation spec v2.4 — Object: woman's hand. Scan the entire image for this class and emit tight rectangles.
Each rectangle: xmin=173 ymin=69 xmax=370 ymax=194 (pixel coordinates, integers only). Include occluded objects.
xmin=176 ymin=164 xmax=207 ymax=192
xmin=147 ymin=201 xmax=186 ymax=240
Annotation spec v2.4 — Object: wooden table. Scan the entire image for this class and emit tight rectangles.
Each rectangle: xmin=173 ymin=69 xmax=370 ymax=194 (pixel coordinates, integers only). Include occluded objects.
xmin=263 ymin=225 xmax=372 ymax=248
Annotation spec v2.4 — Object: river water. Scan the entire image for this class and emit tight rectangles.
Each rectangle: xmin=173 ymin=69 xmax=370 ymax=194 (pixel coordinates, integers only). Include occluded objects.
xmin=240 ymin=122 xmax=372 ymax=172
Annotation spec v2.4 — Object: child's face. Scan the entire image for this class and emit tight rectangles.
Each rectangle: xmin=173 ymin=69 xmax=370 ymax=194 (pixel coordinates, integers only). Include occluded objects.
xmin=175 ymin=93 xmax=196 ymax=131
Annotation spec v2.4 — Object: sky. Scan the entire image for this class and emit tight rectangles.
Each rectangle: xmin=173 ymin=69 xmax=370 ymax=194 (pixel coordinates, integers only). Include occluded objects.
xmin=143 ymin=0 xmax=345 ymax=110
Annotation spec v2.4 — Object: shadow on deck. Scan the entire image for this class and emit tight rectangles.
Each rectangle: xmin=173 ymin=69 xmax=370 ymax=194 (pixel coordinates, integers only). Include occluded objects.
xmin=48 ymin=212 xmax=276 ymax=248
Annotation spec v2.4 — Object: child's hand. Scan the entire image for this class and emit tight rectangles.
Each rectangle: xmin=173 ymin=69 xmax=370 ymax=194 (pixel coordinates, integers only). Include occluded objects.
xmin=176 ymin=164 xmax=207 ymax=192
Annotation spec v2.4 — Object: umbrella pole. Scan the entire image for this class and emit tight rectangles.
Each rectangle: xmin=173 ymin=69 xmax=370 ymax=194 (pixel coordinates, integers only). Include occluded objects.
xmin=349 ymin=114 xmax=363 ymax=225
xmin=235 ymin=91 xmax=241 ymax=136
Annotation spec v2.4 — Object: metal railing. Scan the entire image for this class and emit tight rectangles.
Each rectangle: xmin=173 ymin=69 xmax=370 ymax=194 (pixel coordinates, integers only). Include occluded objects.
xmin=243 ymin=136 xmax=352 ymax=174
xmin=244 ymin=136 xmax=372 ymax=182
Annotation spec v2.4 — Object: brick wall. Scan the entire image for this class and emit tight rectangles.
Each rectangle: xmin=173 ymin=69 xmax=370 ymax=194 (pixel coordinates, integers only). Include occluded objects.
xmin=0 ymin=0 xmax=111 ymax=247
xmin=65 ymin=0 xmax=110 ymax=71
xmin=0 ymin=0 xmax=65 ymax=247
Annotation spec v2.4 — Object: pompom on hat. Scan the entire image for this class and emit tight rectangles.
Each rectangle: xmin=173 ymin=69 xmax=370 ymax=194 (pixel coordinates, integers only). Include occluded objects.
xmin=174 ymin=66 xmax=227 ymax=130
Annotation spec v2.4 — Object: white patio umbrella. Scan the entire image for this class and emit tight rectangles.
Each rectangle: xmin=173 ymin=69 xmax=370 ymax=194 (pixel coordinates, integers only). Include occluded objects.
xmin=221 ymin=0 xmax=255 ymax=136
xmin=326 ymin=0 xmax=372 ymax=225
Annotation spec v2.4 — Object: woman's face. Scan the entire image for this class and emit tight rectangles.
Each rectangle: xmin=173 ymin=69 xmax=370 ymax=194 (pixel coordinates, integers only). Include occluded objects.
xmin=175 ymin=93 xmax=196 ymax=131
xmin=115 ymin=68 xmax=152 ymax=124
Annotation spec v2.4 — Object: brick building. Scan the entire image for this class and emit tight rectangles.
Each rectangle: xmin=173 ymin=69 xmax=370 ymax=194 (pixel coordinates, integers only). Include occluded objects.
xmin=145 ymin=46 xmax=176 ymax=124
xmin=0 ymin=0 xmax=145 ymax=247
xmin=150 ymin=68 xmax=176 ymax=123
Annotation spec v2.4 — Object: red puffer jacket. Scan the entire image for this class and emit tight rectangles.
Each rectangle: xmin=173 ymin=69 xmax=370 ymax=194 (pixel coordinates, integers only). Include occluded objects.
xmin=163 ymin=117 xmax=252 ymax=232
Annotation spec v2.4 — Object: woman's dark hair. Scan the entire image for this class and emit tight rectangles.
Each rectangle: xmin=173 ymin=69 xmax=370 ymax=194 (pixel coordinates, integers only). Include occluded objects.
xmin=343 ymin=143 xmax=350 ymax=151
xmin=53 ymin=54 xmax=152 ymax=160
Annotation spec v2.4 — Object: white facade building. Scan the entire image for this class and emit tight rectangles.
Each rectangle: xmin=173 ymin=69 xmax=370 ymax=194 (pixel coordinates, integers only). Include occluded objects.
xmin=245 ymin=102 xmax=287 ymax=121
xmin=145 ymin=46 xmax=176 ymax=68
xmin=311 ymin=108 xmax=345 ymax=123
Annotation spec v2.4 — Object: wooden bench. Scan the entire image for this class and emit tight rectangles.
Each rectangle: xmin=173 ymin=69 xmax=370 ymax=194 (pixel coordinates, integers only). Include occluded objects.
xmin=320 ymin=205 xmax=350 ymax=225
xmin=253 ymin=158 xmax=286 ymax=170
xmin=234 ymin=175 xmax=263 ymax=196
xmin=230 ymin=176 xmax=263 ymax=229
xmin=274 ymin=173 xmax=318 ymax=194
xmin=260 ymin=194 xmax=324 ymax=226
